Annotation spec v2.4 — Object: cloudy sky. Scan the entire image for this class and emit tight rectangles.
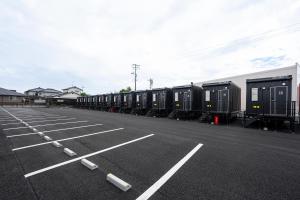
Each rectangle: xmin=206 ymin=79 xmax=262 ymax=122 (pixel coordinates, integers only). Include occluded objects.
xmin=0 ymin=0 xmax=299 ymax=94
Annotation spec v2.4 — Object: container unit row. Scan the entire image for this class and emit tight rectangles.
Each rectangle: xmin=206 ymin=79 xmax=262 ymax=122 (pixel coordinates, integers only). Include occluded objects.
xmin=76 ymin=75 xmax=295 ymax=125
xmin=76 ymin=85 xmax=204 ymax=119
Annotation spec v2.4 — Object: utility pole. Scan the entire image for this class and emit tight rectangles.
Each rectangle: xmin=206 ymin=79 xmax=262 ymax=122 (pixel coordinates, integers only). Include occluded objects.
xmin=131 ymin=64 xmax=140 ymax=91
xmin=148 ymin=78 xmax=153 ymax=90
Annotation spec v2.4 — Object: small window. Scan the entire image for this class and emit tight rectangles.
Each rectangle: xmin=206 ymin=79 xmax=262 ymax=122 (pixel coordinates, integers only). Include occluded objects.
xmin=205 ymin=90 xmax=210 ymax=101
xmin=124 ymin=95 xmax=127 ymax=102
xmin=153 ymin=93 xmax=156 ymax=101
xmin=136 ymin=95 xmax=140 ymax=102
xmin=105 ymin=96 xmax=108 ymax=102
xmin=114 ymin=96 xmax=116 ymax=102
xmin=175 ymin=92 xmax=179 ymax=101
xmin=251 ymin=88 xmax=258 ymax=101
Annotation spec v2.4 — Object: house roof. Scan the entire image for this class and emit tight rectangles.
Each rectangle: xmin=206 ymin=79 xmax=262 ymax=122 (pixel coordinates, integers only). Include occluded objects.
xmin=62 ymin=86 xmax=82 ymax=91
xmin=25 ymin=87 xmax=61 ymax=93
xmin=0 ymin=87 xmax=25 ymax=96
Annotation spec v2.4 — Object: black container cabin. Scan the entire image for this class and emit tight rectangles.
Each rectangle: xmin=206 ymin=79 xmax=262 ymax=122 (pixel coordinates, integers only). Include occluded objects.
xmin=87 ymin=96 xmax=93 ymax=109
xmin=135 ymin=90 xmax=152 ymax=115
xmin=170 ymin=84 xmax=202 ymax=119
xmin=111 ymin=93 xmax=123 ymax=112
xmin=76 ymin=97 xmax=81 ymax=108
xmin=79 ymin=96 xmax=85 ymax=108
xmin=90 ymin=95 xmax=98 ymax=109
xmin=96 ymin=95 xmax=105 ymax=110
xmin=245 ymin=75 xmax=294 ymax=130
xmin=202 ymin=81 xmax=241 ymax=123
xmin=246 ymin=76 xmax=293 ymax=117
xmin=106 ymin=93 xmax=115 ymax=111
xmin=151 ymin=88 xmax=173 ymax=117
xmin=98 ymin=94 xmax=107 ymax=111
xmin=82 ymin=96 xmax=89 ymax=108
xmin=121 ymin=92 xmax=136 ymax=113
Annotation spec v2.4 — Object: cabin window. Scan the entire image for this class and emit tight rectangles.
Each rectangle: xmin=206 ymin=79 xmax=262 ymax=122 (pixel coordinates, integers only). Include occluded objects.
xmin=124 ymin=95 xmax=127 ymax=102
xmin=136 ymin=95 xmax=140 ymax=102
xmin=205 ymin=90 xmax=210 ymax=101
xmin=251 ymin=88 xmax=258 ymax=101
xmin=175 ymin=92 xmax=179 ymax=101
xmin=114 ymin=96 xmax=116 ymax=102
xmin=105 ymin=96 xmax=108 ymax=102
xmin=153 ymin=93 xmax=156 ymax=101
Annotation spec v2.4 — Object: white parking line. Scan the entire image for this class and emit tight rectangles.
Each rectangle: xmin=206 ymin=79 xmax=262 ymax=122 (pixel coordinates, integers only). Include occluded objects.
xmin=7 ymin=124 xmax=104 ymax=138
xmin=32 ymin=121 xmax=88 ymax=127
xmin=0 ymin=117 xmax=13 ymax=120
xmin=24 ymin=133 xmax=154 ymax=178
xmin=3 ymin=121 xmax=88 ymax=131
xmin=135 ymin=143 xmax=203 ymax=200
xmin=0 ymin=119 xmax=16 ymax=122
xmin=3 ymin=126 xmax=27 ymax=130
xmin=17 ymin=116 xmax=68 ymax=121
xmin=2 ymin=118 xmax=77 ymax=126
xmin=12 ymin=128 xmax=124 ymax=151
xmin=26 ymin=118 xmax=76 ymax=123
xmin=1 ymin=122 xmax=22 ymax=125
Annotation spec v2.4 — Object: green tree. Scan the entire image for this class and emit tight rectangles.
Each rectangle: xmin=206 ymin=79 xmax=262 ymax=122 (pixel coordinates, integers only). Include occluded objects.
xmin=120 ymin=86 xmax=132 ymax=93
xmin=80 ymin=92 xmax=87 ymax=96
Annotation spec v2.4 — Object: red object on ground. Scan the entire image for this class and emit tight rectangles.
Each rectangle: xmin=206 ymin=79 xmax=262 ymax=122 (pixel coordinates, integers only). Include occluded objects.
xmin=214 ymin=115 xmax=219 ymax=125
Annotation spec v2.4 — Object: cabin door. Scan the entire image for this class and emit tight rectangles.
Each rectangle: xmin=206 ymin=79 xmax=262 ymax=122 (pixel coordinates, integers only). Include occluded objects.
xmin=128 ymin=95 xmax=132 ymax=108
xmin=142 ymin=93 xmax=147 ymax=109
xmin=160 ymin=92 xmax=166 ymax=109
xmin=183 ymin=91 xmax=191 ymax=111
xmin=217 ymin=89 xmax=229 ymax=112
xmin=270 ymin=86 xmax=288 ymax=115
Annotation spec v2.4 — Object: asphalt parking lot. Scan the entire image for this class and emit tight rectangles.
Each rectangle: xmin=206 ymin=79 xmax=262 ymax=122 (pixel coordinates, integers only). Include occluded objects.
xmin=1 ymin=106 xmax=300 ymax=200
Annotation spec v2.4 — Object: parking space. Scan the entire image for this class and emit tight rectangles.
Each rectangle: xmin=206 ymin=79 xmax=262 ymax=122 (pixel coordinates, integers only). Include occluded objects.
xmin=1 ymin=106 xmax=300 ymax=200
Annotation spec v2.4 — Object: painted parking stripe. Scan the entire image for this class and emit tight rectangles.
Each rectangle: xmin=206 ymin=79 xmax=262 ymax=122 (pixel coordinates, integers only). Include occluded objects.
xmin=12 ymin=128 xmax=124 ymax=151
xmin=0 ymin=117 xmax=14 ymax=120
xmin=0 ymin=119 xmax=17 ymax=122
xmin=7 ymin=124 xmax=104 ymax=138
xmin=1 ymin=122 xmax=22 ymax=125
xmin=17 ymin=116 xmax=68 ymax=120
xmin=16 ymin=115 xmax=61 ymax=118
xmin=3 ymin=126 xmax=28 ymax=131
xmin=3 ymin=121 xmax=88 ymax=131
xmin=0 ymin=116 xmax=68 ymax=122
xmin=24 ymin=133 xmax=154 ymax=178
xmin=26 ymin=118 xmax=76 ymax=123
xmin=136 ymin=143 xmax=203 ymax=200
xmin=1 ymin=118 xmax=77 ymax=126
xmin=32 ymin=121 xmax=88 ymax=127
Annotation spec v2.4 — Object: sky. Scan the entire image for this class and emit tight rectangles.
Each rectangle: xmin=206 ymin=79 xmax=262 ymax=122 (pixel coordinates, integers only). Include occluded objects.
xmin=0 ymin=0 xmax=300 ymax=94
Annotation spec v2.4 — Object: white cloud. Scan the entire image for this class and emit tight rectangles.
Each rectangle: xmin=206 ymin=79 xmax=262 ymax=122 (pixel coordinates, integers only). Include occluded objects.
xmin=1 ymin=0 xmax=300 ymax=93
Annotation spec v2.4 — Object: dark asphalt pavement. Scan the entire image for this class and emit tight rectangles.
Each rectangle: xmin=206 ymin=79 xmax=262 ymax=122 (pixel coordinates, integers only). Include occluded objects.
xmin=0 ymin=106 xmax=300 ymax=200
